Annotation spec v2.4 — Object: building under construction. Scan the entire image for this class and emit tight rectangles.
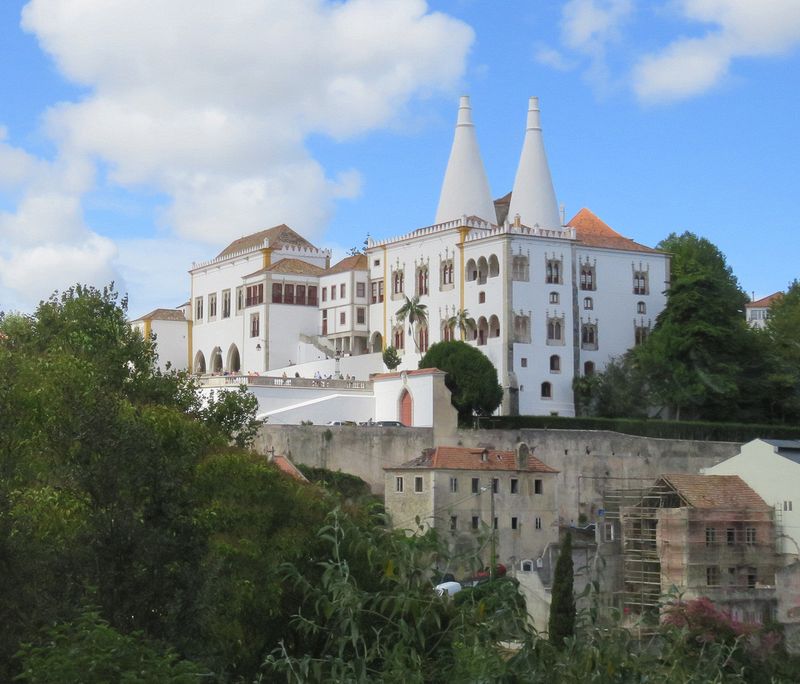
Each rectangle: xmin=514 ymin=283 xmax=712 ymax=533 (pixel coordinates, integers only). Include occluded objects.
xmin=601 ymin=473 xmax=778 ymax=625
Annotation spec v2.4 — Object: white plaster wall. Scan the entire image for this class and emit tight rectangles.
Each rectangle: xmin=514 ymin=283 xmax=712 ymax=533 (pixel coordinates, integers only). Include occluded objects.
xmin=575 ymin=246 xmax=669 ymax=373
xmin=373 ymin=373 xmax=436 ymax=426
xmin=704 ymin=440 xmax=800 ymax=557
xmin=267 ymin=304 xmax=319 ymax=369
xmin=510 ymin=234 xmax=575 ymax=416
xmin=151 ymin=319 xmax=188 ymax=371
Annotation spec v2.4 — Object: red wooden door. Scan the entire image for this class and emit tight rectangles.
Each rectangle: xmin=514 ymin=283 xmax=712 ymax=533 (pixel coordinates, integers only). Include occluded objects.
xmin=399 ymin=390 xmax=412 ymax=426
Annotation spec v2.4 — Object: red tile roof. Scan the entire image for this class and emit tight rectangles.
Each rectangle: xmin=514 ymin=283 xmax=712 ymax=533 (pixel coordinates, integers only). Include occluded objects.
xmin=131 ymin=308 xmax=186 ymax=322
xmin=217 ymin=224 xmax=319 ymax=258
xmin=660 ymin=473 xmax=769 ymax=510
xmin=271 ymin=454 xmax=309 ymax=482
xmin=371 ymin=368 xmax=446 ymax=381
xmin=746 ymin=292 xmax=783 ymax=309
xmin=568 ymin=208 xmax=660 ymax=254
xmin=326 ymin=253 xmax=368 ymax=275
xmin=389 ymin=446 xmax=558 ymax=473
xmin=243 ymin=258 xmax=326 ymax=278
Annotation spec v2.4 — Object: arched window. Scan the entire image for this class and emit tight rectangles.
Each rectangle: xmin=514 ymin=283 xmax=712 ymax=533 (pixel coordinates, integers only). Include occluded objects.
xmin=370 ymin=332 xmax=383 ymax=353
xmin=226 ymin=344 xmax=241 ymax=373
xmin=465 ymin=259 xmax=477 ymax=282
xmin=547 ymin=317 xmax=563 ymax=344
xmin=417 ymin=324 xmax=429 ymax=353
xmin=549 ymin=291 xmax=559 ymax=304
xmin=210 ymin=346 xmax=223 ymax=373
xmin=193 ymin=350 xmax=206 ymax=374
xmin=440 ymin=259 xmax=454 ymax=287
xmin=633 ymin=271 xmax=648 ymax=295
xmin=584 ymin=361 xmax=595 ymax=376
xmin=393 ymin=324 xmax=405 ymax=350
xmin=393 ymin=269 xmax=405 ymax=294
xmin=488 ymin=254 xmax=500 ymax=277
xmin=637 ymin=301 xmax=646 ymax=314
xmin=580 ymin=265 xmax=595 ymax=291
xmin=546 ymin=258 xmax=562 ymax=284
xmin=477 ymin=257 xmax=488 ymax=284
xmin=416 ymin=265 xmax=429 ymax=296
xmin=476 ymin=316 xmax=489 ymax=346
xmin=541 ymin=382 xmax=552 ymax=399
xmin=584 ymin=297 xmax=593 ymax=310
xmin=489 ymin=315 xmax=500 ymax=338
xmin=399 ymin=389 xmax=413 ymax=426
xmin=442 ymin=320 xmax=455 ymax=342
xmin=635 ymin=324 xmax=649 ymax=346
xmin=549 ymin=355 xmax=560 ymax=372
xmin=581 ymin=323 xmax=598 ymax=350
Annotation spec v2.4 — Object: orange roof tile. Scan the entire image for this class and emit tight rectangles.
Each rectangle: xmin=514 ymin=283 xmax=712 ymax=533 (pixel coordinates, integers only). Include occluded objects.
xmin=132 ymin=308 xmax=186 ymax=322
xmin=326 ymin=253 xmax=368 ymax=275
xmin=659 ymin=473 xmax=769 ymax=510
xmin=243 ymin=258 xmax=325 ymax=279
xmin=746 ymin=292 xmax=783 ymax=308
xmin=271 ymin=454 xmax=309 ymax=482
xmin=568 ymin=208 xmax=660 ymax=254
xmin=217 ymin=224 xmax=318 ymax=258
xmin=388 ymin=446 xmax=558 ymax=473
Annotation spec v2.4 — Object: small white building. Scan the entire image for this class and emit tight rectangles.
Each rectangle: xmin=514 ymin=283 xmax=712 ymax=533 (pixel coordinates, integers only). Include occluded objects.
xmin=704 ymin=439 xmax=800 ymax=559
xmin=130 ymin=307 xmax=189 ymax=372
xmin=745 ymin=292 xmax=782 ymax=329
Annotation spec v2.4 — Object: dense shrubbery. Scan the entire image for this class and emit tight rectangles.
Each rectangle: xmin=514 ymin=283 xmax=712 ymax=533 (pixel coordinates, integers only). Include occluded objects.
xmin=475 ymin=414 xmax=800 ymax=442
xmin=4 ymin=286 xmax=800 ymax=682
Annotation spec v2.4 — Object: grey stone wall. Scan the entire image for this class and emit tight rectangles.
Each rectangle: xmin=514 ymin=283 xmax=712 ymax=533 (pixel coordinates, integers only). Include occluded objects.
xmin=255 ymin=425 xmax=742 ymax=522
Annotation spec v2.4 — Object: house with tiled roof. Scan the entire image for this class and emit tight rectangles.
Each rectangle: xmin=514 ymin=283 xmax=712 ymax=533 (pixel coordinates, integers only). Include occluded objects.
xmin=130 ymin=307 xmax=189 ymax=372
xmin=384 ymin=443 xmax=560 ymax=574
xmin=147 ymin=95 xmax=670 ymax=418
xmin=745 ymin=291 xmax=782 ymax=329
xmin=614 ymin=473 xmax=778 ymax=624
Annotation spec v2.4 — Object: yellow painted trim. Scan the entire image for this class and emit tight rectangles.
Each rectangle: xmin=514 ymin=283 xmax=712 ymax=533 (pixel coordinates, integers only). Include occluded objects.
xmin=458 ymin=226 xmax=469 ymax=338
xmin=382 ymin=245 xmax=388 ymax=350
xmin=143 ymin=319 xmax=152 ymax=340
xmin=261 ymin=247 xmax=272 ymax=269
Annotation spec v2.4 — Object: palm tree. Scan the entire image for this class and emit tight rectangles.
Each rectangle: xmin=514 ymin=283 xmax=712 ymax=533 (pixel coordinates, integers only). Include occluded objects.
xmin=447 ymin=308 xmax=476 ymax=341
xmin=396 ymin=295 xmax=428 ymax=351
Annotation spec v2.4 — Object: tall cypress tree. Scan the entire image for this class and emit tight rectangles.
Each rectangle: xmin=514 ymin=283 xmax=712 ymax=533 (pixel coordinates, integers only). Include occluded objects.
xmin=548 ymin=531 xmax=575 ymax=648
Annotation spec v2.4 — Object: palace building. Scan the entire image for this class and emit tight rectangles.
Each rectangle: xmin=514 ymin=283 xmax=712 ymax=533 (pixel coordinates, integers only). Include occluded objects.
xmin=148 ymin=96 xmax=670 ymax=418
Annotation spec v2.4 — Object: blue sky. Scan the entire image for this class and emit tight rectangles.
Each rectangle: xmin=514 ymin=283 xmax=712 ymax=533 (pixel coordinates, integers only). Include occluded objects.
xmin=1 ymin=0 xmax=799 ymax=316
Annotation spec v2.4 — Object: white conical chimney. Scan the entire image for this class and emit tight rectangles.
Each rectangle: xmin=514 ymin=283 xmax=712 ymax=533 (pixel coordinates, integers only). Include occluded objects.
xmin=507 ymin=97 xmax=561 ymax=229
xmin=435 ymin=96 xmax=496 ymax=225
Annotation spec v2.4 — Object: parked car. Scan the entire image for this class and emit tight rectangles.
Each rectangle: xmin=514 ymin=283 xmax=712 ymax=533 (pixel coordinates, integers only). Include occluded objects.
xmin=374 ymin=420 xmax=404 ymax=427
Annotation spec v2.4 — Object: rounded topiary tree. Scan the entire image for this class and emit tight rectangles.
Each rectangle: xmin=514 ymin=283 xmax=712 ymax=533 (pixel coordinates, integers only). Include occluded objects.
xmin=418 ymin=341 xmax=503 ymax=424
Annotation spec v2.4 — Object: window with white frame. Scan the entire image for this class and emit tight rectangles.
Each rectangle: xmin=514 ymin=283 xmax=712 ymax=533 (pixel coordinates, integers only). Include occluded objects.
xmin=546 ymin=316 xmax=564 ymax=344
xmin=195 ymin=296 xmax=203 ymax=321
xmin=449 ymin=477 xmax=458 ymax=493
xmin=414 ymin=476 xmax=423 ymax=493
xmin=395 ymin=476 xmax=404 ymax=493
xmin=545 ymin=258 xmax=562 ymax=284
xmin=512 ymin=255 xmax=529 ymax=281
xmin=584 ymin=296 xmax=593 ymax=310
xmin=249 ymin=312 xmax=260 ymax=338
xmin=549 ymin=291 xmax=559 ymax=304
xmin=581 ymin=323 xmax=598 ymax=350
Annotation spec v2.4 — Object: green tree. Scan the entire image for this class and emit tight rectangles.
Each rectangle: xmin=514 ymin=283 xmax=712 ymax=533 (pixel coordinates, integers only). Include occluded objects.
xmin=382 ymin=345 xmax=401 ymax=371
xmin=548 ymin=531 xmax=575 ymax=648
xmin=636 ymin=232 xmax=760 ymax=421
xmin=573 ymin=354 xmax=648 ymax=418
xmin=395 ymin=295 xmax=428 ymax=351
xmin=418 ymin=341 xmax=503 ymax=424
xmin=15 ymin=610 xmax=205 ymax=683
xmin=764 ymin=282 xmax=800 ymax=421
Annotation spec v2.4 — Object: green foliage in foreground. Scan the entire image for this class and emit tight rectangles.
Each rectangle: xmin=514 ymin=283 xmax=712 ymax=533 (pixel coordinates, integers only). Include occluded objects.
xmin=4 ymin=284 xmax=800 ymax=682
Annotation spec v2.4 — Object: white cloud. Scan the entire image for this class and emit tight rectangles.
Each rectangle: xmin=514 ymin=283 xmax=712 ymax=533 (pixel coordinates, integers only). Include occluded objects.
xmin=2 ymin=0 xmax=472 ymax=311
xmin=633 ymin=0 xmax=800 ymax=103
xmin=546 ymin=0 xmax=633 ymax=92
xmin=533 ymin=45 xmax=575 ymax=71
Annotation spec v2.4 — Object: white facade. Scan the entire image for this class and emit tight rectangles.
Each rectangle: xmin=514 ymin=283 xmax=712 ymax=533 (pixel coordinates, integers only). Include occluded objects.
xmin=130 ymin=308 xmax=189 ymax=372
xmin=745 ymin=292 xmax=782 ymax=329
xmin=145 ymin=96 xmax=670 ymax=418
xmin=704 ymin=439 xmax=800 ymax=558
